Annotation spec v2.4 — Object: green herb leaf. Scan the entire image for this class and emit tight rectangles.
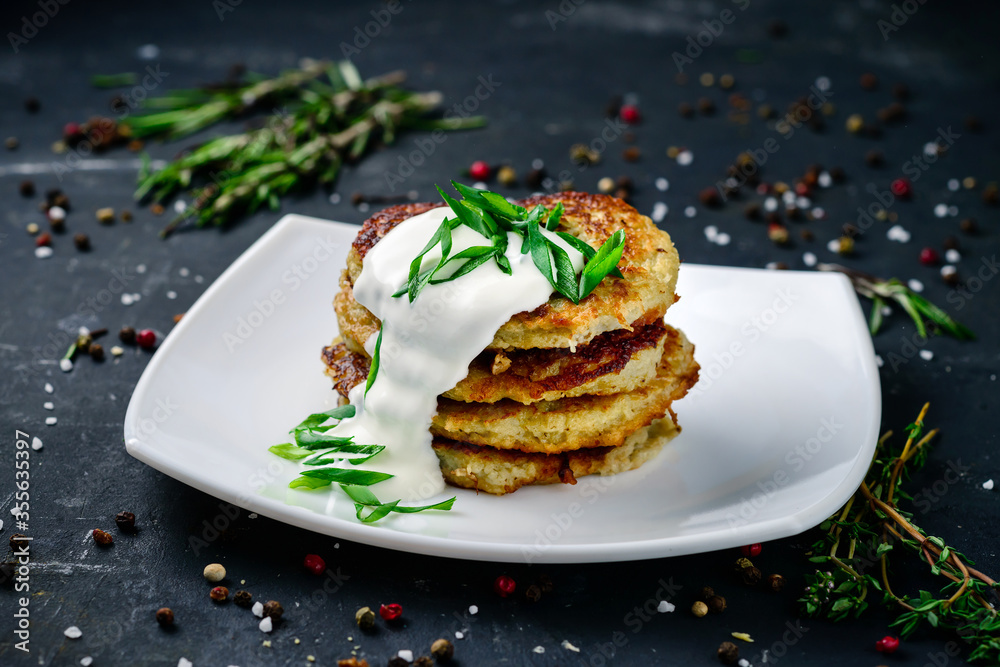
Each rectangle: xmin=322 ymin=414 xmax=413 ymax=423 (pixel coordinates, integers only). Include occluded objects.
xmin=545 ymin=201 xmax=564 ymax=231
xmin=289 ymin=475 xmax=334 ymax=490
xmin=293 ymin=405 xmax=355 ymax=432
xmin=294 ymin=430 xmax=356 ymax=450
xmin=578 ymin=229 xmax=626 ymax=300
xmin=365 ymin=327 xmax=383 ymax=397
xmin=869 ymin=295 xmax=886 ymax=336
xmin=299 ymin=467 xmax=393 ymax=485
xmin=268 ymin=443 xmax=314 ymax=461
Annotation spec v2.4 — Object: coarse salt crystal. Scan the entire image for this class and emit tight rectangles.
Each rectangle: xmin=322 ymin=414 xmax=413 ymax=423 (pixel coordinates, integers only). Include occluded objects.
xmin=178 ymin=659 xmax=193 ymax=667
xmin=252 ymin=601 xmax=264 ymax=618
xmin=908 ymin=278 xmax=924 ymax=292
xmin=887 ymin=225 xmax=911 ymax=243
xmin=815 ymin=76 xmax=831 ymax=91
xmin=811 ymin=207 xmax=825 ymax=220
xmin=455 ymin=631 xmax=464 ymax=639
xmin=174 ymin=200 xmax=187 ymax=214
xmin=796 ymin=196 xmax=811 ymax=209
xmin=80 ymin=658 xmax=93 ymax=666
xmin=31 ymin=437 xmax=43 ymax=451
xmin=683 ymin=206 xmax=697 ymax=218
xmin=532 ymin=646 xmax=545 ymax=654
xmin=764 ymin=197 xmax=778 ymax=212
xmin=45 ymin=417 xmax=57 ymax=425
xmin=827 ymin=239 xmax=841 ymax=253
xmin=121 ymin=294 xmax=134 ymax=306
xmin=397 ymin=650 xmax=414 ymax=662
xmin=48 ymin=206 xmax=66 ymax=221
xmin=531 ymin=158 xmax=544 ymax=170
xmin=111 ymin=346 xmax=124 ymax=356
xmin=657 ymin=600 xmax=676 ymax=613
xmin=44 ymin=401 xmax=54 ymax=410
xmin=919 ymin=350 xmax=934 ymax=361
xmin=739 ymin=660 xmax=751 ymax=667
xmin=179 ymin=267 xmax=190 ymax=277
xmin=875 ymin=354 xmax=884 ymax=368
xmin=715 ymin=232 xmax=731 ymax=246
xmin=137 ymin=43 xmax=160 ymax=60
xmin=704 ymin=225 xmax=719 ymax=241
xmin=933 ymin=203 xmax=948 ymax=218
xmin=818 ymin=171 xmax=832 ymax=188
xmin=259 ymin=616 xmax=273 ymax=633
xmin=166 ymin=290 xmax=177 ymax=299
xmin=468 ymin=605 xmax=478 ymax=615
xmin=803 ymin=252 xmax=817 ymax=267
xmin=562 ymin=640 xmax=580 ymax=652
xmin=948 ymin=205 xmax=958 ymax=217
xmin=945 ymin=249 xmax=961 ymax=263
xmin=194 ymin=275 xmax=204 ymax=284
xmin=45 ymin=382 xmax=54 ymax=393
xmin=64 ymin=626 xmax=82 ymax=639
xmin=924 ymin=142 xmax=939 ymax=157
xmin=35 ymin=246 xmax=53 ymax=259
xmin=782 ymin=191 xmax=796 ymax=205
xmin=651 ymin=202 xmax=668 ymax=223
xmin=655 ymin=177 xmax=669 ymax=191
xmin=136 ymin=264 xmax=147 ymax=274
xmin=984 ymin=479 xmax=995 ymax=491
xmin=676 ymin=150 xmax=693 ymax=166
xmin=947 ymin=179 xmax=960 ymax=191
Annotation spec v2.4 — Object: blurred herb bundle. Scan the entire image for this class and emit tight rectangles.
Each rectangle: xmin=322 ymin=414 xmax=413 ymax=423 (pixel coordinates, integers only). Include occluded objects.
xmin=72 ymin=60 xmax=485 ymax=237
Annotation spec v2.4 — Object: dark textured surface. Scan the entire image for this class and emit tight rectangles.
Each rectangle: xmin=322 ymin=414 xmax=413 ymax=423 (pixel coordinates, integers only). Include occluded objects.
xmin=1 ymin=1 xmax=999 ymax=665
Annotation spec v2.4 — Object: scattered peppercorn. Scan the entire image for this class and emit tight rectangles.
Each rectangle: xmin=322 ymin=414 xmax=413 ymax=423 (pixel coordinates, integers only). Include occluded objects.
xmin=19 ymin=180 xmax=35 ymax=197
xmin=890 ymin=178 xmax=912 ymax=198
xmin=766 ymin=573 xmax=785 ymax=592
xmin=89 ymin=344 xmax=105 ymax=362
xmin=387 ymin=658 xmax=408 ymax=667
xmin=964 ymin=115 xmax=983 ymax=133
xmin=942 ymin=266 xmax=960 ymax=287
xmin=960 ymin=218 xmax=978 ymax=235
xmin=26 ymin=223 xmax=39 ymax=235
xmin=494 ymin=574 xmax=516 ymax=598
xmin=25 ymin=97 xmax=40 ymax=113
xmin=10 ymin=533 xmax=30 ymax=550
xmin=496 ymin=165 xmax=517 ymax=187
xmin=875 ymin=636 xmax=900 ymax=653
xmin=943 ymin=236 xmax=960 ymax=251
xmin=524 ymin=584 xmax=542 ymax=603
xmin=96 ymin=208 xmax=115 ymax=225
xmin=678 ymin=102 xmax=694 ymax=118
xmin=919 ymin=247 xmax=940 ymax=266
xmin=708 ymin=595 xmax=728 ymax=613
xmin=699 ymin=187 xmax=723 ymax=208
xmin=718 ymin=641 xmax=740 ymax=664
xmin=603 ymin=95 xmax=622 ymax=119
xmin=92 ymin=529 xmax=113 ymax=546
xmin=119 ymin=326 xmax=136 ymax=344
xmin=800 ymin=229 xmax=815 ymax=242
xmin=620 ymin=104 xmax=641 ymax=124
xmin=5 ymin=137 xmax=19 ymax=150
xmin=136 ymin=329 xmax=157 ymax=350
xmin=699 ymin=586 xmax=715 ymax=600
xmin=865 ymin=149 xmax=884 ymax=168
xmin=355 ymin=606 xmax=376 ymax=631
xmin=303 ymin=553 xmax=326 ymax=575
xmin=743 ymin=202 xmax=761 ymax=219
xmin=262 ymin=600 xmax=283 ymax=620
xmin=431 ymin=638 xmax=454 ymax=661
xmin=228 ymin=590 xmax=251 ymax=608
xmin=766 ymin=19 xmax=788 ymax=39
xmin=597 ymin=177 xmax=615 ymax=194
xmin=524 ymin=168 xmax=545 ymax=190
xmin=740 ymin=565 xmax=763 ymax=586
xmin=73 ymin=233 xmax=91 ymax=251
xmin=120 ymin=209 xmax=133 ymax=223
xmin=203 ymin=563 xmax=226 ymax=582
xmin=156 ymin=607 xmax=174 ymax=627
xmin=570 ymin=144 xmax=600 ymax=166
xmin=622 ymin=146 xmax=641 ymax=162
xmin=469 ymin=160 xmax=491 ymax=181
xmin=691 ymin=601 xmax=709 ymax=617
xmin=210 ymin=586 xmax=229 ymax=602
xmin=740 ymin=543 xmax=762 ymax=557
xmin=860 ymin=73 xmax=879 ymax=91
xmin=697 ymin=97 xmax=716 ymax=115
xmin=767 ymin=222 xmax=789 ymax=245
xmin=35 ymin=232 xmax=52 ymax=248
xmin=379 ymin=602 xmax=403 ymax=621
xmin=982 ymin=183 xmax=999 ymax=205
xmin=877 ymin=103 xmax=906 ymax=124
xmin=412 ymin=657 xmax=433 ymax=667
xmin=75 ymin=333 xmax=93 ymax=354
xmin=150 ymin=203 xmax=165 ymax=216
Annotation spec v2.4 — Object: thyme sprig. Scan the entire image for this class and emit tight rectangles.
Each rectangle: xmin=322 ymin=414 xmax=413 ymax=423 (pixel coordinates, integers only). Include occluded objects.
xmin=268 ymin=405 xmax=456 ymax=523
xmin=801 ymin=404 xmax=999 ymax=663
xmin=88 ymin=60 xmax=484 ymax=237
xmin=818 ymin=263 xmax=973 ymax=340
xmin=393 ymin=182 xmax=626 ymax=304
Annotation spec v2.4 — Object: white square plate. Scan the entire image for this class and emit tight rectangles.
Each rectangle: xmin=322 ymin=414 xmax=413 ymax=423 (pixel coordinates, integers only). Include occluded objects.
xmin=125 ymin=214 xmax=881 ymax=563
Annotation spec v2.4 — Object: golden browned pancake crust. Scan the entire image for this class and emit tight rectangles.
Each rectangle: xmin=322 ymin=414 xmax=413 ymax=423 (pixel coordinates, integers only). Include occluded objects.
xmin=432 ymin=416 xmax=680 ymax=495
xmin=339 ymin=192 xmax=680 ymax=351
xmin=323 ymin=326 xmax=699 ymax=454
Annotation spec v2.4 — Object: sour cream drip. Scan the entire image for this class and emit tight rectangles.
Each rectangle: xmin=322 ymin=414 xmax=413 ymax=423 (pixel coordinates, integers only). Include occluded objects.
xmin=329 ymin=206 xmax=585 ymax=502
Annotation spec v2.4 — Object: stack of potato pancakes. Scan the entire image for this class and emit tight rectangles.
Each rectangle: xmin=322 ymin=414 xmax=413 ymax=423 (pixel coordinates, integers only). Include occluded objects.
xmin=323 ymin=192 xmax=699 ymax=495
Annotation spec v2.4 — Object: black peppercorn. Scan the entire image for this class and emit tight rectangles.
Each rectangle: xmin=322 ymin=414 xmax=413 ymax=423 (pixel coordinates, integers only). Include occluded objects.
xmin=89 ymin=344 xmax=105 ymax=362
xmin=766 ymin=19 xmax=788 ymax=39
xmin=10 ymin=533 xmax=30 ymax=550
xmin=524 ymin=584 xmax=542 ymax=602
xmin=19 ymin=180 xmax=35 ymax=197
xmin=707 ymin=595 xmax=727 ymax=613
xmin=718 ymin=641 xmax=739 ymax=664
xmin=262 ymin=600 xmax=283 ymax=620
xmin=355 ymin=606 xmax=376 ymax=631
xmin=699 ymin=188 xmax=723 ymax=208
xmin=960 ymin=218 xmax=978 ymax=235
xmin=697 ymin=97 xmax=715 ymax=115
xmin=743 ymin=202 xmax=761 ymax=220
xmin=741 ymin=566 xmax=763 ymax=586
xmin=942 ymin=236 xmax=960 ymax=251
xmin=766 ymin=573 xmax=785 ymax=592
xmin=115 ymin=511 xmax=135 ymax=532
xmin=387 ymin=657 xmax=409 ymax=667
xmin=865 ymin=149 xmax=884 ymax=168
xmin=210 ymin=586 xmax=229 ymax=602
xmin=92 ymin=529 xmax=113 ymax=546
xmin=119 ymin=326 xmax=136 ymax=345
xmin=73 ymin=233 xmax=91 ymax=251
xmin=233 ymin=590 xmax=252 ymax=608
xmin=860 ymin=73 xmax=879 ymax=91
xmin=699 ymin=586 xmax=715 ymax=600
xmin=524 ymin=168 xmax=545 ymax=190
xmin=982 ymin=184 xmax=999 ymax=206
xmin=25 ymin=97 xmax=40 ymax=113
xmin=156 ymin=607 xmax=174 ymax=627
xmin=678 ymin=102 xmax=694 ymax=118
xmin=622 ymin=146 xmax=641 ymax=163
xmin=413 ymin=657 xmax=433 ymax=667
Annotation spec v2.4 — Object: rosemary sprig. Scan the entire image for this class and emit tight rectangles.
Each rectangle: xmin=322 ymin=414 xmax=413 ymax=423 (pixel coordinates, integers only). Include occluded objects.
xmin=801 ymin=404 xmax=999 ymax=663
xmin=393 ymin=182 xmax=626 ymax=304
xmin=268 ymin=405 xmax=456 ymax=522
xmin=81 ymin=60 xmax=484 ymax=237
xmin=818 ymin=263 xmax=974 ymax=340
